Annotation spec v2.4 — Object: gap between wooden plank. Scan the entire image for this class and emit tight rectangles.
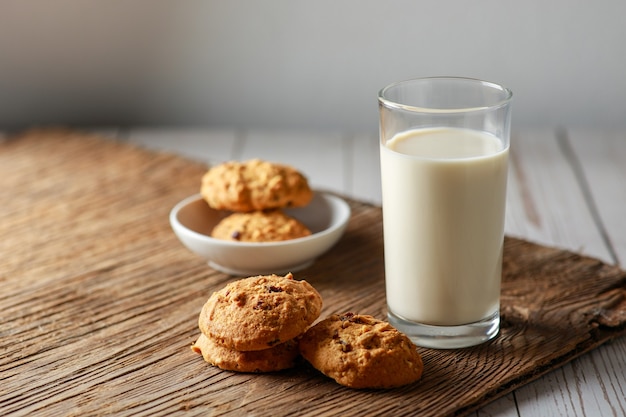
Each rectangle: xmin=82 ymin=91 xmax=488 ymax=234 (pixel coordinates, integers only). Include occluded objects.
xmin=556 ymin=128 xmax=619 ymax=265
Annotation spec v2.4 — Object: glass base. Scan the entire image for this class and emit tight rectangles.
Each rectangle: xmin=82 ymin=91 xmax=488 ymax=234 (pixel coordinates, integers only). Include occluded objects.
xmin=388 ymin=310 xmax=500 ymax=349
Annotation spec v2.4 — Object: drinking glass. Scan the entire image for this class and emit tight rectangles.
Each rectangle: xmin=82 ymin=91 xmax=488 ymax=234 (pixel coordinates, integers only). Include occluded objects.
xmin=378 ymin=77 xmax=513 ymax=348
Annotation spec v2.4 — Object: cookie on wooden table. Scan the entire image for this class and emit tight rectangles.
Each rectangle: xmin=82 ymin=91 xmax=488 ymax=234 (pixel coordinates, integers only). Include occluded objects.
xmin=211 ymin=210 xmax=311 ymax=242
xmin=199 ymin=273 xmax=323 ymax=351
xmin=191 ymin=333 xmax=300 ymax=373
xmin=201 ymin=159 xmax=313 ymax=212
xmin=298 ymin=313 xmax=423 ymax=389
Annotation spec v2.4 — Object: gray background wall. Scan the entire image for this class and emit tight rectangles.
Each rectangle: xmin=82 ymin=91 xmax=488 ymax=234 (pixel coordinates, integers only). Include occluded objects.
xmin=1 ymin=0 xmax=625 ymax=133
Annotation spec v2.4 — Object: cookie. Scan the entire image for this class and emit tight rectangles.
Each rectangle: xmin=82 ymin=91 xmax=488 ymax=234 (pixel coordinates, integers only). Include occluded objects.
xmin=199 ymin=273 xmax=323 ymax=351
xmin=201 ymin=159 xmax=313 ymax=212
xmin=211 ymin=210 xmax=311 ymax=242
xmin=191 ymin=333 xmax=300 ymax=373
xmin=298 ymin=313 xmax=423 ymax=389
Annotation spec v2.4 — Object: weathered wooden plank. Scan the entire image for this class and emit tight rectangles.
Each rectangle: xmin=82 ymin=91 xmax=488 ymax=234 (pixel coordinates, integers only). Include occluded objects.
xmin=1 ymin=129 xmax=624 ymax=417
xmin=567 ymin=129 xmax=626 ymax=264
xmin=505 ymin=129 xmax=609 ymax=262
xmin=503 ymin=128 xmax=626 ymax=417
xmin=561 ymin=128 xmax=626 ymax=417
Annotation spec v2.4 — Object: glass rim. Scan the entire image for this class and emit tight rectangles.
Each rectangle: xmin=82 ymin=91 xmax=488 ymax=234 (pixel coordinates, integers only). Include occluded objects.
xmin=378 ymin=76 xmax=513 ymax=114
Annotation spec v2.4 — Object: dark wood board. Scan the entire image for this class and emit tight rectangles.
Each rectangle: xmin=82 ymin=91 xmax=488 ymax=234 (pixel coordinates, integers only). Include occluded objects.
xmin=1 ymin=129 xmax=625 ymax=416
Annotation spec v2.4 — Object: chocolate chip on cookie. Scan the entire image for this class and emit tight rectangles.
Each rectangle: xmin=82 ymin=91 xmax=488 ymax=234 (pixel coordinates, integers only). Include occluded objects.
xmin=298 ymin=313 xmax=423 ymax=389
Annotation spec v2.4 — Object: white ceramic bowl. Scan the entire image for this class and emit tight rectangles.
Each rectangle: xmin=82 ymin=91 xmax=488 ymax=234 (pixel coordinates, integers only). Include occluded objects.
xmin=169 ymin=192 xmax=351 ymax=276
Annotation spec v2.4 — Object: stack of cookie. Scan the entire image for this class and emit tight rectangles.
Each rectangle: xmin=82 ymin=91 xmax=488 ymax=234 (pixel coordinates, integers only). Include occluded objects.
xmin=191 ymin=273 xmax=323 ymax=373
xmin=200 ymin=159 xmax=314 ymax=242
xmin=191 ymin=273 xmax=424 ymax=389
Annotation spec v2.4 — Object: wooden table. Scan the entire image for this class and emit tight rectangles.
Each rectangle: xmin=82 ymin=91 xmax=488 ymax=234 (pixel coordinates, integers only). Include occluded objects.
xmin=1 ymin=127 xmax=625 ymax=417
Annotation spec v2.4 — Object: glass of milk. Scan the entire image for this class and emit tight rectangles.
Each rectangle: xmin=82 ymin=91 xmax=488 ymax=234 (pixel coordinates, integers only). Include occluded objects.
xmin=378 ymin=77 xmax=513 ymax=349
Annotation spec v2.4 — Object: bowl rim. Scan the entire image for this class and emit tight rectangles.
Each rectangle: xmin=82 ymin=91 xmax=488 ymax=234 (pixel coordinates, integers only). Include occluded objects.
xmin=169 ymin=192 xmax=351 ymax=248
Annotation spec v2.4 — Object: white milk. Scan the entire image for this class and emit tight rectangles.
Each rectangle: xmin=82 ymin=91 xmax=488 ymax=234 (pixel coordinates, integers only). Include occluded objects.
xmin=380 ymin=127 xmax=509 ymax=326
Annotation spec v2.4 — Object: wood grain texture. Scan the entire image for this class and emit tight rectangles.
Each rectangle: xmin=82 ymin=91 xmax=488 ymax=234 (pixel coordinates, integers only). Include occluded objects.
xmin=1 ymin=129 xmax=625 ymax=417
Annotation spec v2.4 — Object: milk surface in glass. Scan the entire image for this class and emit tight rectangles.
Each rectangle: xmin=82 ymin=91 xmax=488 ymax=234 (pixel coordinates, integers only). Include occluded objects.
xmin=380 ymin=127 xmax=509 ymax=326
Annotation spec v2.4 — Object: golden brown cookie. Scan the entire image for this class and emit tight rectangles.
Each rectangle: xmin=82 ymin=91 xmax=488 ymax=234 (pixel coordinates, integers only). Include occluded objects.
xmin=191 ymin=333 xmax=300 ymax=373
xmin=211 ymin=210 xmax=311 ymax=242
xmin=201 ymin=159 xmax=313 ymax=212
xmin=199 ymin=273 xmax=323 ymax=351
xmin=298 ymin=313 xmax=423 ymax=389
